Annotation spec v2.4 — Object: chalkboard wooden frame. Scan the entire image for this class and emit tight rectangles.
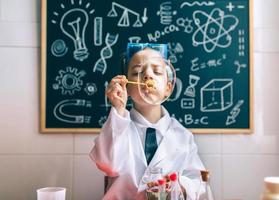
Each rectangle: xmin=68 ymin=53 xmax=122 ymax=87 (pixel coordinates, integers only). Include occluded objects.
xmin=40 ymin=0 xmax=254 ymax=134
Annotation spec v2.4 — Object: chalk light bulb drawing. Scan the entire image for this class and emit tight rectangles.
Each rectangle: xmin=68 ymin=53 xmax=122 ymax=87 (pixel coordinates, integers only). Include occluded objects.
xmin=60 ymin=8 xmax=89 ymax=61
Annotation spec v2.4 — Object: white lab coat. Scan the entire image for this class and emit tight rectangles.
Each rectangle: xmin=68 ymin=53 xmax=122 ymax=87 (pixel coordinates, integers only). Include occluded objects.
xmin=90 ymin=106 xmax=205 ymax=200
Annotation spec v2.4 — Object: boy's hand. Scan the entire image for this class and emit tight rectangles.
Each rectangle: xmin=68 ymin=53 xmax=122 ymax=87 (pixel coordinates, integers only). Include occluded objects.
xmin=106 ymin=75 xmax=128 ymax=116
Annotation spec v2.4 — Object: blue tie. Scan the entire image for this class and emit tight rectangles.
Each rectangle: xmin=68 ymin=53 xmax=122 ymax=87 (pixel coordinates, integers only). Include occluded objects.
xmin=144 ymin=128 xmax=158 ymax=165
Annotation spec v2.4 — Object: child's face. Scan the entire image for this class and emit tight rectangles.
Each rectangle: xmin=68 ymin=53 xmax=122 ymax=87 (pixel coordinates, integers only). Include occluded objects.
xmin=127 ymin=48 xmax=173 ymax=105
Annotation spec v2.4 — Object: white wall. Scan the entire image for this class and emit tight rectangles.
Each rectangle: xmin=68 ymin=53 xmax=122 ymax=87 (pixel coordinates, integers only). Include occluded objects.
xmin=0 ymin=0 xmax=278 ymax=200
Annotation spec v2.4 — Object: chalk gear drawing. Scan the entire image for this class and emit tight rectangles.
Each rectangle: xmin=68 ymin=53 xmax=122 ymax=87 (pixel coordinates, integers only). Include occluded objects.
xmin=53 ymin=66 xmax=86 ymax=95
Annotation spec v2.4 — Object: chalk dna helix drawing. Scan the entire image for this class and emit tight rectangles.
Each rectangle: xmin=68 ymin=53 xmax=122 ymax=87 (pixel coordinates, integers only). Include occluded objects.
xmin=192 ymin=8 xmax=239 ymax=53
xmin=93 ymin=33 xmax=119 ymax=74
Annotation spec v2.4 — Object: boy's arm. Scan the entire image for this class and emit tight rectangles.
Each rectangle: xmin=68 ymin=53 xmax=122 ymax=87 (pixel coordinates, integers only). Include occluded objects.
xmin=89 ymin=106 xmax=131 ymax=177
xmin=179 ymin=134 xmax=205 ymax=200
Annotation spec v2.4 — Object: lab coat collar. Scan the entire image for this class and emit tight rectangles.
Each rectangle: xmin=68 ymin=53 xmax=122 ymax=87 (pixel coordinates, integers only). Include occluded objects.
xmin=130 ymin=106 xmax=171 ymax=136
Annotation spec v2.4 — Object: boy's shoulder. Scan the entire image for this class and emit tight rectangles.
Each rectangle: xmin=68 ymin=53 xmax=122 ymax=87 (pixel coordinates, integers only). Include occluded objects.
xmin=170 ymin=116 xmax=193 ymax=137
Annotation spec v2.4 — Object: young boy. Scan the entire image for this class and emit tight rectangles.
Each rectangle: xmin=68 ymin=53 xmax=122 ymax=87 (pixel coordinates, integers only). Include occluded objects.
xmin=90 ymin=43 xmax=205 ymax=200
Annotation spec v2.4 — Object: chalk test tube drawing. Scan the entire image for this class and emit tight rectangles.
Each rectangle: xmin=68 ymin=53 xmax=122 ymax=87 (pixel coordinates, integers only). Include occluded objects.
xmin=157 ymin=1 xmax=177 ymax=25
xmin=107 ymin=2 xmax=146 ymax=27
xmin=180 ymin=1 xmax=215 ymax=8
xmin=53 ymin=66 xmax=86 ymax=95
xmin=51 ymin=39 xmax=68 ymax=57
xmin=93 ymin=33 xmax=119 ymax=74
xmin=192 ymin=8 xmax=239 ymax=53
xmin=200 ymin=79 xmax=233 ymax=112
xmin=54 ymin=99 xmax=92 ymax=124
xmin=94 ymin=17 xmax=103 ymax=46
xmin=101 ymin=81 xmax=111 ymax=111
xmin=226 ymin=100 xmax=244 ymax=125
xmin=184 ymin=75 xmax=200 ymax=98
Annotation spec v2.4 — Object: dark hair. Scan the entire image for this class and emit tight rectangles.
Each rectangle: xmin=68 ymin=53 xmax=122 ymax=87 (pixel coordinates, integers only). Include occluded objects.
xmin=120 ymin=46 xmax=166 ymax=76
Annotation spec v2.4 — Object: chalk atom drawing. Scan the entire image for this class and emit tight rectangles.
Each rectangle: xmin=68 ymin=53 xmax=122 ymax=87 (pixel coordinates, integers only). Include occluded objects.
xmin=192 ymin=8 xmax=239 ymax=53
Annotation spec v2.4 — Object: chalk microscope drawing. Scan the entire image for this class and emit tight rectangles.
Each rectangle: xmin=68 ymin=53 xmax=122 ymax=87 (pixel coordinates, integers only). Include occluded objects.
xmin=51 ymin=39 xmax=68 ymax=57
xmin=192 ymin=8 xmax=239 ymax=53
xmin=53 ymin=67 xmax=86 ymax=95
xmin=107 ymin=2 xmax=147 ymax=27
xmin=51 ymin=1 xmax=95 ymax=62
xmin=93 ymin=33 xmax=119 ymax=74
xmin=53 ymin=99 xmax=92 ymax=124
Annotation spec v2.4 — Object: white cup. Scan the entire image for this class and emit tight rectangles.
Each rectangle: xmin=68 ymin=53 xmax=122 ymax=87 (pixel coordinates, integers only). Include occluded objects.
xmin=37 ymin=187 xmax=66 ymax=200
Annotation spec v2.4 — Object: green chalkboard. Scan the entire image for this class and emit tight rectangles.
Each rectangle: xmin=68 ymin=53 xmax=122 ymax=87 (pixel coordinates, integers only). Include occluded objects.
xmin=41 ymin=0 xmax=253 ymax=133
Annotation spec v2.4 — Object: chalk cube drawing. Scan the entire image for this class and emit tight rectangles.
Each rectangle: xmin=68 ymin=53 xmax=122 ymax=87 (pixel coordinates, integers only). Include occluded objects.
xmin=200 ymin=79 xmax=233 ymax=112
